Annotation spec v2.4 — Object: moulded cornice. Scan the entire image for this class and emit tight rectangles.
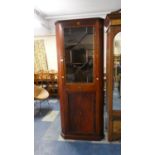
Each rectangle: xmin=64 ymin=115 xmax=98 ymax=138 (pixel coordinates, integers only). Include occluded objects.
xmin=45 ymin=11 xmax=112 ymax=20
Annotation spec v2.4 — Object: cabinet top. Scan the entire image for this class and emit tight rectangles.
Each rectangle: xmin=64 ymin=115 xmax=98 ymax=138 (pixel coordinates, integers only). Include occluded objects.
xmin=55 ymin=18 xmax=104 ymax=26
xmin=105 ymin=9 xmax=121 ymax=27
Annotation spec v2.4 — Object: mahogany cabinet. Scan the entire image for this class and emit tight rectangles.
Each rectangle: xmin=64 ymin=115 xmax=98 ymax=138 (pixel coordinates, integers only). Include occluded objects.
xmin=105 ymin=10 xmax=121 ymax=141
xmin=55 ymin=18 xmax=104 ymax=140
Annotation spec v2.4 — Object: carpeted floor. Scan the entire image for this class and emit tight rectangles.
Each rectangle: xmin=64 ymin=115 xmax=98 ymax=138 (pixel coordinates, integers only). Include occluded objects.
xmin=34 ymin=98 xmax=121 ymax=155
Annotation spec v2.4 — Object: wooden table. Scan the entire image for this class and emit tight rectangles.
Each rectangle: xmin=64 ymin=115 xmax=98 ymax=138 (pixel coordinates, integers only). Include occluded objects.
xmin=34 ymin=71 xmax=58 ymax=84
xmin=34 ymin=71 xmax=58 ymax=97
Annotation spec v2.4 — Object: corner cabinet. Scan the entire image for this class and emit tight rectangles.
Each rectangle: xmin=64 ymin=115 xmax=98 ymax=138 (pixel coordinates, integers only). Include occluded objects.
xmin=55 ymin=18 xmax=104 ymax=140
xmin=105 ymin=10 xmax=121 ymax=141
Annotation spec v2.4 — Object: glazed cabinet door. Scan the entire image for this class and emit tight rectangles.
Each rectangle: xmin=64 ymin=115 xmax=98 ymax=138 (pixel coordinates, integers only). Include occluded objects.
xmin=55 ymin=18 xmax=104 ymax=140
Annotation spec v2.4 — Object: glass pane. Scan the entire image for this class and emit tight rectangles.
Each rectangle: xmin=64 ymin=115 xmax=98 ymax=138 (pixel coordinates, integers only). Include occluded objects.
xmin=64 ymin=27 xmax=94 ymax=83
xmin=113 ymin=32 xmax=121 ymax=110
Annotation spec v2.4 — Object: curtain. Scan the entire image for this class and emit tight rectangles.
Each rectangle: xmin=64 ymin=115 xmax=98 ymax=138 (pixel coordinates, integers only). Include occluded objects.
xmin=34 ymin=40 xmax=48 ymax=72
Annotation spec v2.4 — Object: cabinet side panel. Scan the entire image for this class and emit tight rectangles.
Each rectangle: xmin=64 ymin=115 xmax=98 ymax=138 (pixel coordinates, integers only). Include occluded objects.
xmin=55 ymin=23 xmax=66 ymax=133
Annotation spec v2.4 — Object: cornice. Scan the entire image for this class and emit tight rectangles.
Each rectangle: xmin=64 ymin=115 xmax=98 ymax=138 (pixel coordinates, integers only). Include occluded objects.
xmin=45 ymin=11 xmax=112 ymax=20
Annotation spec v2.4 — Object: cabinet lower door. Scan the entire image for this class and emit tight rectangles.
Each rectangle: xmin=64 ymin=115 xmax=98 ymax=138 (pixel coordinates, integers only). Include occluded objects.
xmin=67 ymin=92 xmax=95 ymax=134
xmin=61 ymin=90 xmax=103 ymax=140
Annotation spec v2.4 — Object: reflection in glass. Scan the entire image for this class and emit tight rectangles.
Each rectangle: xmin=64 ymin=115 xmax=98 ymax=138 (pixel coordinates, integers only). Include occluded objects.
xmin=113 ymin=32 xmax=121 ymax=110
xmin=64 ymin=27 xmax=94 ymax=83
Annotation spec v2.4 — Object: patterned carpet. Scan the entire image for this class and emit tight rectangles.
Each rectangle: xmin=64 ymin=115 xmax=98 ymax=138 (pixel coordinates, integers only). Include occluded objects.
xmin=34 ymin=99 xmax=121 ymax=155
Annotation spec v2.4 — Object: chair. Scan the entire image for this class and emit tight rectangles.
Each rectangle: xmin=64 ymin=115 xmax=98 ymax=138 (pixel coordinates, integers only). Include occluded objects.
xmin=47 ymin=72 xmax=58 ymax=97
xmin=34 ymin=72 xmax=43 ymax=87
xmin=34 ymin=84 xmax=49 ymax=114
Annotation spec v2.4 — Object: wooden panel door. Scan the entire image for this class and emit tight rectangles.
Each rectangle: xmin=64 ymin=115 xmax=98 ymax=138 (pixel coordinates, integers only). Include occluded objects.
xmin=68 ymin=92 xmax=95 ymax=134
xmin=55 ymin=18 xmax=104 ymax=140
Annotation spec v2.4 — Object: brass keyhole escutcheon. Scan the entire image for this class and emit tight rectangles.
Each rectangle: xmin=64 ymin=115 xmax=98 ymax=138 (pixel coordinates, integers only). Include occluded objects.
xmin=77 ymin=21 xmax=80 ymax=26
xmin=96 ymin=77 xmax=99 ymax=80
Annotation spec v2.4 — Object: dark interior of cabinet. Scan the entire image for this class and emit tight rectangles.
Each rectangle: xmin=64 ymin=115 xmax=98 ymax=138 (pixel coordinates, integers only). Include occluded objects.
xmin=64 ymin=27 xmax=94 ymax=83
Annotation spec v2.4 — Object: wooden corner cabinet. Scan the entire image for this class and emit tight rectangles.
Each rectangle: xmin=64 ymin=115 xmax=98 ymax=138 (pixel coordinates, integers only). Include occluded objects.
xmin=105 ymin=10 xmax=121 ymax=141
xmin=55 ymin=18 xmax=104 ymax=140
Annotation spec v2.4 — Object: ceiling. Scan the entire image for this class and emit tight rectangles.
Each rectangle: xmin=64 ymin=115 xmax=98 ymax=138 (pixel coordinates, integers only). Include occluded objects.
xmin=34 ymin=0 xmax=121 ymax=19
xmin=34 ymin=0 xmax=121 ymax=36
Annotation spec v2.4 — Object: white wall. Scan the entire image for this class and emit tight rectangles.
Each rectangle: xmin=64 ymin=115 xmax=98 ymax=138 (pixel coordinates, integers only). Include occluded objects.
xmin=34 ymin=27 xmax=52 ymax=37
xmin=34 ymin=13 xmax=52 ymax=37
